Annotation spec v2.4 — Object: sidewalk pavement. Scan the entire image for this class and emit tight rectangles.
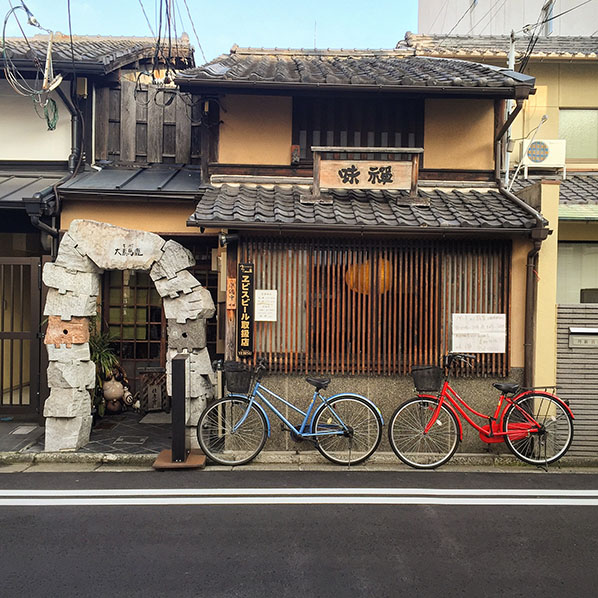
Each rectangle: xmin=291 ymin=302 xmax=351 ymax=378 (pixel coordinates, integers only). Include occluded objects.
xmin=1 ymin=410 xmax=598 ymax=473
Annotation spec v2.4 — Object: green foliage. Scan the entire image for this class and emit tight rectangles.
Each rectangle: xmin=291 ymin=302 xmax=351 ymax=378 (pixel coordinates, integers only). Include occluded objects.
xmin=88 ymin=317 xmax=119 ymax=416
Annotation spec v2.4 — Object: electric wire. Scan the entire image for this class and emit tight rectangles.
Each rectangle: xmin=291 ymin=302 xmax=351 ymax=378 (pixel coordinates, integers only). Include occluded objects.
xmin=476 ymin=0 xmax=509 ymax=35
xmin=137 ymin=0 xmax=156 ymax=37
xmin=182 ymin=0 xmax=207 ymax=63
xmin=515 ymin=0 xmax=595 ymax=35
xmin=432 ymin=1 xmax=478 ymax=50
xmin=465 ymin=0 xmax=505 ymax=35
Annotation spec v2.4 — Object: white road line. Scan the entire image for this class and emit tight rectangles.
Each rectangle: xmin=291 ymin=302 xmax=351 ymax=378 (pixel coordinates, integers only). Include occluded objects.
xmin=1 ymin=487 xmax=598 ymax=497
xmin=1 ymin=497 xmax=598 ymax=506
xmin=0 ymin=487 xmax=597 ymax=506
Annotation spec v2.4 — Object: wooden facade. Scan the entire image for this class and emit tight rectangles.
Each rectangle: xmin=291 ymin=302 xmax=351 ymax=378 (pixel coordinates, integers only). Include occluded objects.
xmin=238 ymin=238 xmax=511 ymax=377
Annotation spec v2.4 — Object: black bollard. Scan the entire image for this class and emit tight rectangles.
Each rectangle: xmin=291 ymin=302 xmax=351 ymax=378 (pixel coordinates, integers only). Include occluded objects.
xmin=171 ymin=354 xmax=188 ymax=463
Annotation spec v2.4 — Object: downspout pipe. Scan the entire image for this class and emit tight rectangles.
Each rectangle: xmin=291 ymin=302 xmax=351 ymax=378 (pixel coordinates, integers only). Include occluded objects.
xmin=494 ymin=97 xmax=550 ymax=389
xmin=56 ymin=84 xmax=81 ymax=174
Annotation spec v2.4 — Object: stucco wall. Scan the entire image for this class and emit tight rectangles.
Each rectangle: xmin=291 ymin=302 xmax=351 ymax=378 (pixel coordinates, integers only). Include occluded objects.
xmin=60 ymin=201 xmax=219 ymax=235
xmin=218 ymin=94 xmax=292 ymax=165
xmin=423 ymin=99 xmax=494 ymax=170
xmin=510 ymin=238 xmax=528 ymax=369
xmin=0 ymin=81 xmax=71 ymax=161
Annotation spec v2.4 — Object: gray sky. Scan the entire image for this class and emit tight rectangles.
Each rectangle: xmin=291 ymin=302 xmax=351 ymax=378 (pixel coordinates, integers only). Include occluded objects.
xmin=3 ymin=0 xmax=419 ymax=62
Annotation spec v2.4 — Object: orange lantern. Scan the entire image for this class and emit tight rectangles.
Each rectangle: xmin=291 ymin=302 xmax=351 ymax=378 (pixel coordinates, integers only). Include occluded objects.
xmin=345 ymin=259 xmax=392 ymax=294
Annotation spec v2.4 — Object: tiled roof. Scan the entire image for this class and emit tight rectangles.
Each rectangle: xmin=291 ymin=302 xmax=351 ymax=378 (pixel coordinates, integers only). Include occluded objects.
xmin=1 ymin=34 xmax=194 ymax=74
xmin=512 ymin=174 xmax=598 ymax=205
xmin=59 ymin=165 xmax=202 ymax=197
xmin=188 ymin=183 xmax=538 ymax=233
xmin=176 ymin=46 xmax=534 ymax=95
xmin=397 ymin=32 xmax=598 ymax=59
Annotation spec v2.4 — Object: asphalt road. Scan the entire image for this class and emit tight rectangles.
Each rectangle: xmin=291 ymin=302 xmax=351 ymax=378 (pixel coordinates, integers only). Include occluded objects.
xmin=1 ymin=471 xmax=597 ymax=598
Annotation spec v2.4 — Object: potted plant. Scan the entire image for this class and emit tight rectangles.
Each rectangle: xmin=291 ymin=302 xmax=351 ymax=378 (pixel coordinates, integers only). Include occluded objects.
xmin=88 ymin=317 xmax=119 ymax=418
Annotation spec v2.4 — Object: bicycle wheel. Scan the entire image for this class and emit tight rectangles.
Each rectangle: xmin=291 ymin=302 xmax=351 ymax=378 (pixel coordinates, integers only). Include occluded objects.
xmin=388 ymin=397 xmax=459 ymax=469
xmin=197 ymin=397 xmax=267 ymax=466
xmin=503 ymin=394 xmax=573 ymax=465
xmin=313 ymin=395 xmax=382 ymax=465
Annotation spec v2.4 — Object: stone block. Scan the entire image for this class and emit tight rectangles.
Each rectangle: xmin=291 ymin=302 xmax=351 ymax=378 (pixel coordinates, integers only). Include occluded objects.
xmin=163 ymin=286 xmax=215 ymax=323
xmin=44 ymin=316 xmax=89 ymax=347
xmin=44 ymin=289 xmax=98 ymax=320
xmin=150 ymin=240 xmax=195 ymax=281
xmin=185 ymin=394 xmax=209 ymax=427
xmin=167 ymin=318 xmax=207 ymax=351
xmin=47 ymin=360 xmax=96 ymax=390
xmin=154 ymin=270 xmax=201 ymax=298
xmin=46 ymin=343 xmax=90 ymax=362
xmin=43 ymin=389 xmax=91 ymax=418
xmin=43 ymin=262 xmax=101 ymax=296
xmin=54 ymin=232 xmax=102 ymax=274
xmin=45 ymin=415 xmax=92 ymax=451
xmin=166 ymin=348 xmax=216 ymax=397
xmin=69 ymin=219 xmax=165 ymax=271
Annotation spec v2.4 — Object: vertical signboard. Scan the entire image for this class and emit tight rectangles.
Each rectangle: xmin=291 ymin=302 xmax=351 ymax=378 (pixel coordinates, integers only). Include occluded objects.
xmin=237 ymin=263 xmax=254 ymax=357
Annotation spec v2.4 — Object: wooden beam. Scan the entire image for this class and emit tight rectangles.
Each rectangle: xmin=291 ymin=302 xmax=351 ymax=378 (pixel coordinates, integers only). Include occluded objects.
xmin=94 ymin=86 xmax=110 ymax=161
xmin=119 ymin=79 xmax=136 ymax=162
xmin=147 ymin=86 xmax=164 ymax=163
xmin=175 ymin=93 xmax=191 ymax=164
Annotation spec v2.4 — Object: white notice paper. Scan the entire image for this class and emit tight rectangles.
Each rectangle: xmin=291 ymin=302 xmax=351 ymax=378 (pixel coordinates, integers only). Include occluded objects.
xmin=451 ymin=313 xmax=506 ymax=354
xmin=255 ymin=290 xmax=278 ymax=321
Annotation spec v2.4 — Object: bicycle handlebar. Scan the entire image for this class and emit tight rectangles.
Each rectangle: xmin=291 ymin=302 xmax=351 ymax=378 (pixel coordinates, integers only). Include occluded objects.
xmin=444 ymin=353 xmax=477 ymax=368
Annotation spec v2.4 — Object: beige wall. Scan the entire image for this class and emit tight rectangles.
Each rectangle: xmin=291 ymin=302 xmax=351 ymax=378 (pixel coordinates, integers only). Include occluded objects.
xmin=423 ymin=99 xmax=494 ymax=170
xmin=510 ymin=239 xmax=528 ymax=369
xmin=0 ymin=81 xmax=71 ymax=161
xmin=218 ymin=95 xmax=292 ymax=165
xmin=60 ymin=200 xmax=219 ymax=236
xmin=534 ymin=181 xmax=561 ymax=387
xmin=511 ymin=61 xmax=598 ymax=170
xmin=559 ymin=221 xmax=598 ymax=241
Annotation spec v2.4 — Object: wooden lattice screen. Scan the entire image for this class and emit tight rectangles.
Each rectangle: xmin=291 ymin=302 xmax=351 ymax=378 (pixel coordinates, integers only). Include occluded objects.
xmin=240 ymin=238 xmax=511 ymax=377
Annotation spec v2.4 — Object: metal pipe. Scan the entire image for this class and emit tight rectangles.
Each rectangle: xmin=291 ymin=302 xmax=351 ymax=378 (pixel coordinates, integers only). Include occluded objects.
xmin=524 ymin=241 xmax=541 ymax=388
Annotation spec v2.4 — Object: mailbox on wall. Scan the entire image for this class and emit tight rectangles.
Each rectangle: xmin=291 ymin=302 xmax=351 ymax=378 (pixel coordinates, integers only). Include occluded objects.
xmin=568 ymin=327 xmax=598 ymax=348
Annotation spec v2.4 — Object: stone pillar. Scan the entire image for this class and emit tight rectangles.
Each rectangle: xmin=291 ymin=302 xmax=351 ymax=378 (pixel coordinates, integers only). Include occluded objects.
xmin=152 ymin=240 xmax=216 ymax=449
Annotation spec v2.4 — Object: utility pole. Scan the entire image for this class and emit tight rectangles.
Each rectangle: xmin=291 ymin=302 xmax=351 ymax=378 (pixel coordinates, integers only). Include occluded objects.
xmin=504 ymin=30 xmax=516 ymax=187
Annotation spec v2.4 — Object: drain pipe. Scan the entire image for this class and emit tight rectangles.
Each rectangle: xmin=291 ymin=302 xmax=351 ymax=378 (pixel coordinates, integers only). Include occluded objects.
xmin=495 ymin=99 xmax=550 ymax=388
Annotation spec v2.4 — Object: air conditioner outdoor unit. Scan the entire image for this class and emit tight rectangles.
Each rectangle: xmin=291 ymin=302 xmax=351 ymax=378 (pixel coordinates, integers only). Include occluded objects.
xmin=520 ymin=139 xmax=566 ymax=179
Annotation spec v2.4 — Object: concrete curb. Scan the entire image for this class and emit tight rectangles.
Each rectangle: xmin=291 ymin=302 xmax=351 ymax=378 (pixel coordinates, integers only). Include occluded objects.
xmin=2 ymin=450 xmax=598 ymax=469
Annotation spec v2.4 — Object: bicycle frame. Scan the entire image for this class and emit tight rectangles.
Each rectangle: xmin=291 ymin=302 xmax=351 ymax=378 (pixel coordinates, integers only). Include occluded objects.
xmin=418 ymin=381 xmax=571 ymax=444
xmin=231 ymin=380 xmax=355 ymax=440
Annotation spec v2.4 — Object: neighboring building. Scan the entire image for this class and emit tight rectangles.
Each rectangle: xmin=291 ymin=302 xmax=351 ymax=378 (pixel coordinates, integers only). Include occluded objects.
xmin=0 ymin=34 xmax=193 ymax=421
xmin=418 ymin=0 xmax=598 ymax=37
xmin=398 ymin=31 xmax=598 ymax=456
xmin=171 ymin=46 xmax=562 ymax=453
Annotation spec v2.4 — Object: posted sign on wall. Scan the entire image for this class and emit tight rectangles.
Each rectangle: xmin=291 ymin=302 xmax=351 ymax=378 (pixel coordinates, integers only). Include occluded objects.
xmin=451 ymin=313 xmax=506 ymax=354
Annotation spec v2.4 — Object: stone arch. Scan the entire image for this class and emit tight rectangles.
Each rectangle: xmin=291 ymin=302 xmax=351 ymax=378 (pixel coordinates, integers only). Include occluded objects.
xmin=42 ymin=219 xmax=215 ymax=451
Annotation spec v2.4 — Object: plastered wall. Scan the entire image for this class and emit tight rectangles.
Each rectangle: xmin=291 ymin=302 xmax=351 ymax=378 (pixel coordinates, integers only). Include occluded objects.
xmin=60 ymin=201 xmax=218 ymax=236
xmin=423 ymin=99 xmax=495 ymax=170
xmin=0 ymin=81 xmax=71 ymax=161
xmin=218 ymin=94 xmax=292 ymax=165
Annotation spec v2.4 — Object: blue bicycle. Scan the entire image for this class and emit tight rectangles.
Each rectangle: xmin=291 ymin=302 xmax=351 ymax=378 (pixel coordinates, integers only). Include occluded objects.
xmin=197 ymin=359 xmax=383 ymax=466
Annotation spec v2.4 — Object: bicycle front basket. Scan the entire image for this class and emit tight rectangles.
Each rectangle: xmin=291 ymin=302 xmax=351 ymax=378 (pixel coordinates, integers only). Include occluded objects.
xmin=411 ymin=365 xmax=443 ymax=393
xmin=223 ymin=361 xmax=253 ymax=393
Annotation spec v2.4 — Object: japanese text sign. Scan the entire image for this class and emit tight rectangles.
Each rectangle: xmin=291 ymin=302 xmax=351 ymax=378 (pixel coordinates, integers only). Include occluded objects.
xmin=237 ymin=263 xmax=254 ymax=357
xmin=320 ymin=160 xmax=412 ymax=190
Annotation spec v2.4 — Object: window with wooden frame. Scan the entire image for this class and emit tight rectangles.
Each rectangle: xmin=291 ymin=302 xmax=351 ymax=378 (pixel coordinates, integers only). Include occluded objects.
xmin=292 ymin=96 xmax=424 ymax=163
xmin=240 ymin=238 xmax=511 ymax=377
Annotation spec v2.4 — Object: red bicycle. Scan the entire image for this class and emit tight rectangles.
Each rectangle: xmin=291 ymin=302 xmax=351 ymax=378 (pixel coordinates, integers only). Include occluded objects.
xmin=388 ymin=353 xmax=574 ymax=469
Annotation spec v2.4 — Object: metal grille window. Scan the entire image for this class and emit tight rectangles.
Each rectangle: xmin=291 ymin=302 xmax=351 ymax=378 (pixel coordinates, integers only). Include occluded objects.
xmin=240 ymin=239 xmax=511 ymax=376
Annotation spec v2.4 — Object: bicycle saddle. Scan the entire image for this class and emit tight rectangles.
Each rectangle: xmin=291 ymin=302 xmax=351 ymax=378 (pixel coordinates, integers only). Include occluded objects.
xmin=306 ymin=377 xmax=331 ymax=390
xmin=493 ymin=382 xmax=520 ymax=395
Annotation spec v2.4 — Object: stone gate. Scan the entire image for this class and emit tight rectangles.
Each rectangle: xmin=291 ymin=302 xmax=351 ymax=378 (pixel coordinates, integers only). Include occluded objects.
xmin=42 ymin=219 xmax=215 ymax=451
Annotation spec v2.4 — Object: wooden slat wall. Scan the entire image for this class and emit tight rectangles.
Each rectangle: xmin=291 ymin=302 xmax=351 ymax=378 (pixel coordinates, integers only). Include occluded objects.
xmin=241 ymin=238 xmax=510 ymax=376
xmin=292 ymin=97 xmax=424 ymax=163
xmin=557 ymin=304 xmax=598 ymax=456
xmin=95 ymin=82 xmax=201 ymax=164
